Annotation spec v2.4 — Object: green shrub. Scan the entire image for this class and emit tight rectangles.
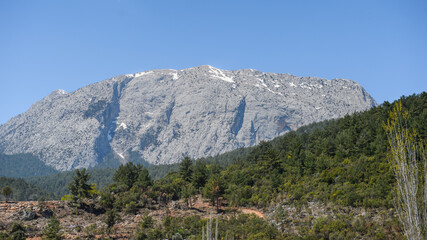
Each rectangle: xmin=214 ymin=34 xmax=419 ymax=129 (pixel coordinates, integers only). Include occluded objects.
xmin=43 ymin=216 xmax=62 ymax=240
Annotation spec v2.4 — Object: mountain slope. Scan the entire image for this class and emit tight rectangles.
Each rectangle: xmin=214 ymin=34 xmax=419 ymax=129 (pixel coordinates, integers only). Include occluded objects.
xmin=0 ymin=66 xmax=376 ymax=171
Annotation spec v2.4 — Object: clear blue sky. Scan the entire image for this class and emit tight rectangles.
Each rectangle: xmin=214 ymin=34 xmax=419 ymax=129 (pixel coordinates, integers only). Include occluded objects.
xmin=1 ymin=0 xmax=426 ymax=124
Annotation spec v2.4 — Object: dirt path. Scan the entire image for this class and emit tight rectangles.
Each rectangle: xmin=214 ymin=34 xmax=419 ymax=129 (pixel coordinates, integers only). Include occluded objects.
xmin=240 ymin=208 xmax=264 ymax=218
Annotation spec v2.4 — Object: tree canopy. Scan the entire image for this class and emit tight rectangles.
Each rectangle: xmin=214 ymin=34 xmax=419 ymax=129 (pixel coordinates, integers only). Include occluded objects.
xmin=1 ymin=186 xmax=12 ymax=202
xmin=68 ymin=168 xmax=92 ymax=201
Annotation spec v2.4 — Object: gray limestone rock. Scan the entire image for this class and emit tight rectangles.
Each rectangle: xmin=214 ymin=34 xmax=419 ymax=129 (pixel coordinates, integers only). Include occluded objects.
xmin=0 ymin=66 xmax=377 ymax=171
xmin=20 ymin=210 xmax=36 ymax=221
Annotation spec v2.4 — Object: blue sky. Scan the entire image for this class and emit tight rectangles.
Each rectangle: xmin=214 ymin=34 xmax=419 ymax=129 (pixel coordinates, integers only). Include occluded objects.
xmin=0 ymin=0 xmax=426 ymax=124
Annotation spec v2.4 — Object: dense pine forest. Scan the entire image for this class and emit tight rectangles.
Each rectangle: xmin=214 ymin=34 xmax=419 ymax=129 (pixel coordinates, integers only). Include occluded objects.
xmin=0 ymin=177 xmax=55 ymax=201
xmin=0 ymin=153 xmax=58 ymax=178
xmin=1 ymin=92 xmax=425 ymax=239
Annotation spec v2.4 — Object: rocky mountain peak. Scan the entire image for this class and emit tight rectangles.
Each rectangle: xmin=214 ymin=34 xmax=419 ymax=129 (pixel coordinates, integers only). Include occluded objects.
xmin=0 ymin=66 xmax=377 ymax=171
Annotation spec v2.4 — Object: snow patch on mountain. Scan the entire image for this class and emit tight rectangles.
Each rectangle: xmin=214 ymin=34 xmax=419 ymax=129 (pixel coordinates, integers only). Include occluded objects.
xmin=208 ymin=65 xmax=234 ymax=83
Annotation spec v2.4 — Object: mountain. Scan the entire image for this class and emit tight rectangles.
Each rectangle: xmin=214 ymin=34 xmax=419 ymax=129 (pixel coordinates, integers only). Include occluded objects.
xmin=0 ymin=66 xmax=376 ymax=171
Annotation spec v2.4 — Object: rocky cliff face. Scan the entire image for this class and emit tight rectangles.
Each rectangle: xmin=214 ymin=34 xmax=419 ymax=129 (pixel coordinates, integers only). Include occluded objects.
xmin=0 ymin=66 xmax=376 ymax=171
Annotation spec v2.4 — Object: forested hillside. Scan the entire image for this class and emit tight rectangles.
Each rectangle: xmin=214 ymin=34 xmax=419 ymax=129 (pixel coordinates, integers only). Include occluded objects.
xmin=0 ymin=177 xmax=55 ymax=201
xmin=0 ymin=153 xmax=58 ymax=178
xmin=27 ymin=168 xmax=116 ymax=198
xmin=27 ymin=147 xmax=252 ymax=198
xmin=155 ymin=93 xmax=423 ymax=208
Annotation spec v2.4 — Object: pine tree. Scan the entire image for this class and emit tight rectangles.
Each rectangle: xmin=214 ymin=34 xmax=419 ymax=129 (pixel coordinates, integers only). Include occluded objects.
xmin=136 ymin=167 xmax=153 ymax=190
xmin=179 ymin=157 xmax=193 ymax=182
xmin=181 ymin=182 xmax=196 ymax=208
xmin=68 ymin=168 xmax=91 ymax=205
xmin=1 ymin=185 xmax=12 ymax=202
xmin=113 ymin=162 xmax=140 ymax=189
xmin=105 ymin=209 xmax=120 ymax=233
xmin=192 ymin=160 xmax=207 ymax=189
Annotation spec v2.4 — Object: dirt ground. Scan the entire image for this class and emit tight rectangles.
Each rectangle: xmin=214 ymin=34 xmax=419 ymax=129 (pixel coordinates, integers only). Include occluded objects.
xmin=0 ymin=196 xmax=264 ymax=239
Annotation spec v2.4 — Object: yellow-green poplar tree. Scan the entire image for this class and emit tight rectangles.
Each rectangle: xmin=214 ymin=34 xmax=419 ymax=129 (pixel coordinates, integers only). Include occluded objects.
xmin=384 ymin=101 xmax=426 ymax=240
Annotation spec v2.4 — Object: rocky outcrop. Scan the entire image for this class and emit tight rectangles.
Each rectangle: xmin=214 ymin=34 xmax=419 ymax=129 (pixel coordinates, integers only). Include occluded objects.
xmin=0 ymin=66 xmax=377 ymax=171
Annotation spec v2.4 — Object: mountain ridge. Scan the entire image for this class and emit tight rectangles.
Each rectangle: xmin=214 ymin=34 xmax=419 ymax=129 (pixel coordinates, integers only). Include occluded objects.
xmin=0 ymin=66 xmax=377 ymax=171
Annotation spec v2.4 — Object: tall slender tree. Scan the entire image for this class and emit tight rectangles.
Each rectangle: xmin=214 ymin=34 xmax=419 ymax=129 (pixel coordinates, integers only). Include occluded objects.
xmin=384 ymin=101 xmax=426 ymax=240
